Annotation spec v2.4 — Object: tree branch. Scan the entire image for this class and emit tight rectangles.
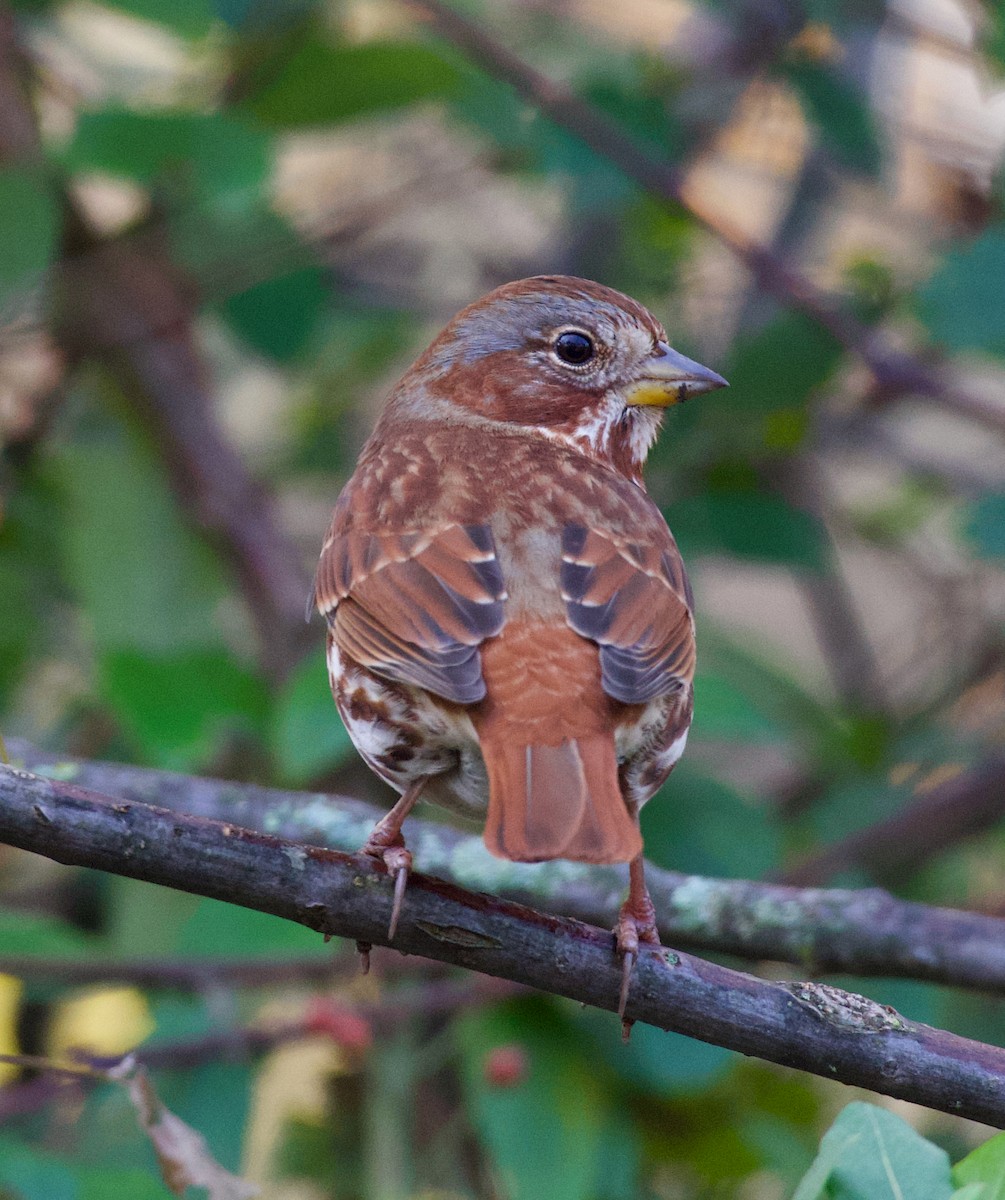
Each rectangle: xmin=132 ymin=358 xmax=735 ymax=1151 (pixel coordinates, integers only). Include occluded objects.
xmin=779 ymin=753 xmax=1005 ymax=887
xmin=409 ymin=0 xmax=1005 ymax=435
xmin=3 ymin=758 xmax=1005 ymax=1126
xmin=8 ymin=739 xmax=1005 ymax=996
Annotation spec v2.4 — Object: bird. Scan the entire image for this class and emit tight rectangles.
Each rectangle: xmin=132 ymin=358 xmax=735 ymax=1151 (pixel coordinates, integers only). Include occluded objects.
xmin=314 ymin=275 xmax=727 ymax=1019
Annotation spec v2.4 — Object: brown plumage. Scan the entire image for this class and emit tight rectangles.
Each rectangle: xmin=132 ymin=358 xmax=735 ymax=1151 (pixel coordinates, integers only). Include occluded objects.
xmin=314 ymin=275 xmax=727 ymax=1017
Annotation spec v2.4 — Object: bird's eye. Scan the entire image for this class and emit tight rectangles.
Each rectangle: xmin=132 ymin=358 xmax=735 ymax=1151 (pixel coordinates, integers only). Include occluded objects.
xmin=553 ymin=330 xmax=595 ymax=366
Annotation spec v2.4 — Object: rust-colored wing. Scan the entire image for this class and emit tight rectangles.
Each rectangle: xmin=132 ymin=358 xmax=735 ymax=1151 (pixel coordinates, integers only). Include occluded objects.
xmin=315 ymin=524 xmax=506 ymax=704
xmin=560 ymin=523 xmax=694 ymax=704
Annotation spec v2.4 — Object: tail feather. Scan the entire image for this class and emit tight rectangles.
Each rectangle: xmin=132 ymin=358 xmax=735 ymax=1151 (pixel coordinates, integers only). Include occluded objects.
xmin=482 ymin=735 xmax=641 ymax=864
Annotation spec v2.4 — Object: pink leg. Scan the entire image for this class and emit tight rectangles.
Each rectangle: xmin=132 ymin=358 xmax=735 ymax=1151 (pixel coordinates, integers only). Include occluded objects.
xmin=361 ymin=779 xmax=426 ymax=941
xmin=614 ymin=848 xmax=661 ymax=1034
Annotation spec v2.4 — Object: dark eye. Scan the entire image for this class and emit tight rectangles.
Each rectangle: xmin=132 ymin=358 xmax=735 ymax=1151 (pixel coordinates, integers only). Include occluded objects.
xmin=554 ymin=330 xmax=595 ymax=366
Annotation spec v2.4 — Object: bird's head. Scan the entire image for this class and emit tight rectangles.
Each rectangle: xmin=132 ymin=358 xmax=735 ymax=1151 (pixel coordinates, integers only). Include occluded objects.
xmin=386 ymin=275 xmax=727 ymax=479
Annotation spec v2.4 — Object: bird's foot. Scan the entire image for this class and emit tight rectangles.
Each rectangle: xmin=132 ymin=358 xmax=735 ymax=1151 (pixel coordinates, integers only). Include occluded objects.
xmin=362 ymin=831 xmax=413 ymax=941
xmin=614 ymin=890 xmax=660 ymax=1038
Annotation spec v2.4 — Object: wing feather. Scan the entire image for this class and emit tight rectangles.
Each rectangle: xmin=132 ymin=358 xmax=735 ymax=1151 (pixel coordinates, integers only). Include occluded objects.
xmin=315 ymin=523 xmax=506 ymax=705
xmin=561 ymin=523 xmax=694 ymax=705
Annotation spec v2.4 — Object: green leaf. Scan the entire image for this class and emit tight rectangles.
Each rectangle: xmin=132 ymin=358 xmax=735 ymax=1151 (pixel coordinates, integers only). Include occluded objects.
xmin=65 ymin=110 xmax=269 ymax=212
xmin=100 ymin=0 xmax=214 ymax=38
xmin=575 ymin=1006 xmax=732 ymax=1098
xmin=726 ymin=312 xmax=843 ymax=420
xmin=458 ymin=999 xmax=615 ymax=1200
xmin=0 ymin=909 xmax=94 ymax=958
xmin=784 ymin=61 xmax=882 ymax=174
xmin=917 ymin=229 xmax=1005 ymax=356
xmin=0 ymin=1138 xmax=78 ymax=1200
xmin=100 ymin=648 xmax=267 ymax=770
xmin=965 ymin=493 xmax=1005 ymax=561
xmin=954 ymin=1131 xmax=1005 ymax=1199
xmin=222 ymin=265 xmax=326 ymax=361
xmin=55 ymin=414 xmax=228 ymax=656
xmin=797 ymin=1102 xmax=953 ymax=1200
xmin=247 ymin=36 xmax=462 ymax=128
xmin=642 ymin=763 xmax=781 ymax=878
xmin=690 ymin=670 xmax=784 ymax=742
xmin=78 ymin=1168 xmax=171 ymax=1200
xmin=0 ymin=167 xmax=59 ymax=316
xmin=669 ymin=489 xmax=828 ymax=571
xmin=271 ymin=652 xmax=354 ymax=784
xmin=177 ymin=895 xmax=325 ymax=957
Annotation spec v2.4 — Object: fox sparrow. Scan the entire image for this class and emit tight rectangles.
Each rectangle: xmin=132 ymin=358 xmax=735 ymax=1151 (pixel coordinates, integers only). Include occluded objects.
xmin=314 ymin=275 xmax=726 ymax=1017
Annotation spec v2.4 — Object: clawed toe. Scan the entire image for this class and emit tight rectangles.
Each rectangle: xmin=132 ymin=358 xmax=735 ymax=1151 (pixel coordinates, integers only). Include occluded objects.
xmin=614 ymin=869 xmax=660 ymax=1033
xmin=363 ymin=839 xmax=413 ymax=941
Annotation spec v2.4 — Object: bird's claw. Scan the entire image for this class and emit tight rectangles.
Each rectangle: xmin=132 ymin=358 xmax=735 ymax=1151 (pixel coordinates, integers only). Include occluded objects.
xmin=614 ymin=902 xmax=660 ymax=1034
xmin=362 ymin=838 xmax=413 ymax=941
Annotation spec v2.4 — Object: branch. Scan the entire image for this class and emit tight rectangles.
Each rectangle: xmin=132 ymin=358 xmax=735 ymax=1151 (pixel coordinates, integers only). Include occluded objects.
xmin=3 ymin=760 xmax=1005 ymax=1126
xmin=779 ymin=753 xmax=1005 ymax=887
xmin=409 ymin=0 xmax=1005 ymax=435
xmin=9 ymin=739 xmax=1005 ymax=996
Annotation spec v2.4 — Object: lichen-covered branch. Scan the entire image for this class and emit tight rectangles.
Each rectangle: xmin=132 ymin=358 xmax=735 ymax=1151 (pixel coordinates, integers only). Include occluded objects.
xmin=9 ymin=739 xmax=1005 ymax=996
xmin=2 ymin=759 xmax=1004 ymax=1126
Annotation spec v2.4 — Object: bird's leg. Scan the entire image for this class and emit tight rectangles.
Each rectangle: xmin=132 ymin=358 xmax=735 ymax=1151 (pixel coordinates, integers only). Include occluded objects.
xmin=614 ymin=838 xmax=661 ymax=1035
xmin=361 ymin=779 xmax=426 ymax=941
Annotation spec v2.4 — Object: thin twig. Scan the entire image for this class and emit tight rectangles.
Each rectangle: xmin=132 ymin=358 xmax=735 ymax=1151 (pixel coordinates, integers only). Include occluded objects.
xmin=408 ymin=0 xmax=1005 ymax=434
xmin=2 ymin=760 xmax=1005 ymax=1126
xmin=8 ymin=738 xmax=1005 ymax=994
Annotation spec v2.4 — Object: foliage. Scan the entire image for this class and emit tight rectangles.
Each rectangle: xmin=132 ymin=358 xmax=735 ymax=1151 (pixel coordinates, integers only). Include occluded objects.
xmin=0 ymin=0 xmax=1003 ymax=1195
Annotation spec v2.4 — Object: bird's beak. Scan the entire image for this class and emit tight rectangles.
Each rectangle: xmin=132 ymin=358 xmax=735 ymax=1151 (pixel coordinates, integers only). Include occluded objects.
xmin=622 ymin=341 xmax=728 ymax=407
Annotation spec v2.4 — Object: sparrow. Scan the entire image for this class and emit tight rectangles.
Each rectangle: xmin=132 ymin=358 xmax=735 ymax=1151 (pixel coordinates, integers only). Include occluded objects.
xmin=314 ymin=276 xmax=727 ymax=1018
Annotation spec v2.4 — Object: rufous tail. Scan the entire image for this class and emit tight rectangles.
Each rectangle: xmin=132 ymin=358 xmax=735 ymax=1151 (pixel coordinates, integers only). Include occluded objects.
xmin=481 ymin=734 xmax=642 ymax=864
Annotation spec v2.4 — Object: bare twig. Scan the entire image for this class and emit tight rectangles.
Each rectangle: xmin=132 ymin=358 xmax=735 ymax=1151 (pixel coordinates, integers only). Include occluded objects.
xmin=2 ymin=760 xmax=1005 ymax=1126
xmin=8 ymin=738 xmax=1005 ymax=995
xmin=408 ymin=0 xmax=1005 ymax=434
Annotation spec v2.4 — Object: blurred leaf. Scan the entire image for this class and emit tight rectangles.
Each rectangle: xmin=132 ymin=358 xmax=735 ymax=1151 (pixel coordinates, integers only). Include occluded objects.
xmin=690 ymin=670 xmax=784 ymax=742
xmin=700 ymin=633 xmax=841 ymax=752
xmin=100 ymin=649 xmax=267 ymax=770
xmin=670 ymin=489 xmax=827 ymax=570
xmin=247 ymin=35 xmax=462 ymax=128
xmin=917 ymin=228 xmax=1005 ymax=356
xmin=794 ymin=1102 xmax=953 ymax=1200
xmin=458 ymin=999 xmax=617 ymax=1200
xmin=965 ymin=493 xmax=1005 ymax=561
xmin=0 ymin=910 xmax=94 ymax=958
xmin=0 ymin=167 xmax=58 ymax=315
xmin=784 ymin=61 xmax=882 ymax=174
xmin=451 ymin=64 xmax=629 ymax=208
xmin=0 ymin=1139 xmax=78 ymax=1200
xmin=65 ymin=111 xmax=269 ymax=212
xmin=271 ymin=652 xmax=354 ymax=783
xmin=56 ymin=424 xmax=228 ymax=656
xmin=726 ymin=311 xmax=842 ymax=419
xmin=642 ymin=762 xmax=781 ymax=877
xmin=177 ymin=896 xmax=325 ymax=957
xmin=222 ymin=266 xmax=326 ymax=361
xmin=100 ymin=0 xmax=214 ymax=38
xmin=575 ymin=1007 xmax=732 ymax=1098
xmin=954 ymin=1131 xmax=1005 ymax=1197
xmin=79 ymin=1168 xmax=171 ymax=1200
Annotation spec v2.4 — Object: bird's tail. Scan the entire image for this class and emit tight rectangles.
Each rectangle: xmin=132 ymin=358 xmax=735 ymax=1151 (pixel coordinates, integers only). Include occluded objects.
xmin=480 ymin=734 xmax=642 ymax=864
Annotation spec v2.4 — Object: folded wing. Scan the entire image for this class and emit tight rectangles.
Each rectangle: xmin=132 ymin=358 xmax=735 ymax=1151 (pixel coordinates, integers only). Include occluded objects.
xmin=315 ymin=523 xmax=506 ymax=704
xmin=560 ymin=523 xmax=695 ymax=704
